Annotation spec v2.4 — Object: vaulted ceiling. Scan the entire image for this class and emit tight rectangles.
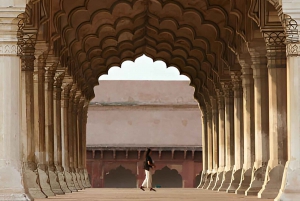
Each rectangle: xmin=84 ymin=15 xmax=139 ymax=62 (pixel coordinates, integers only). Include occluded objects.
xmin=19 ymin=0 xmax=283 ymax=110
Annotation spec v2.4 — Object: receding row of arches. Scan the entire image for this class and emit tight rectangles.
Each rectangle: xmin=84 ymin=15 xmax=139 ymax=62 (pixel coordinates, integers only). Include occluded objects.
xmin=104 ymin=166 xmax=184 ymax=188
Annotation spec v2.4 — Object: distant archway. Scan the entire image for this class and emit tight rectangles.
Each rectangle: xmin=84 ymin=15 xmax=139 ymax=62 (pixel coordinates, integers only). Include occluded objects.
xmin=104 ymin=165 xmax=136 ymax=188
xmin=152 ymin=166 xmax=182 ymax=188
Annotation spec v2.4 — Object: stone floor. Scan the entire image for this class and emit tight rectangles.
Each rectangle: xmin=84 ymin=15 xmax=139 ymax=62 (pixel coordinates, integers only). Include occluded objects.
xmin=36 ymin=188 xmax=271 ymax=201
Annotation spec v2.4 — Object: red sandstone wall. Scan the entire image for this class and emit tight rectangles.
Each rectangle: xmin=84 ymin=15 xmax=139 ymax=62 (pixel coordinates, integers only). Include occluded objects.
xmin=87 ymin=81 xmax=202 ymax=147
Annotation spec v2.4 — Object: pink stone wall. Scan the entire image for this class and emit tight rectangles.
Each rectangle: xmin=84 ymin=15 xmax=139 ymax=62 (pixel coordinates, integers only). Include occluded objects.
xmin=87 ymin=81 xmax=202 ymax=147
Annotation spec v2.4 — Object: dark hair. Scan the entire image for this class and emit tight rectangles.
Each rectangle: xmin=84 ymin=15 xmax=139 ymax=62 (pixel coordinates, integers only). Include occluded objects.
xmin=144 ymin=148 xmax=152 ymax=158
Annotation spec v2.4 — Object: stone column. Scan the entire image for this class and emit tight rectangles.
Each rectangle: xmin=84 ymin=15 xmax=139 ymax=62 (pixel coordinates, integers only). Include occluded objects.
xmin=198 ymin=110 xmax=208 ymax=188
xmin=219 ymin=82 xmax=234 ymax=191
xmin=44 ymin=56 xmax=64 ymax=195
xmin=213 ymin=91 xmax=225 ymax=191
xmin=76 ymin=96 xmax=86 ymax=189
xmin=0 ymin=11 xmax=29 ymax=199
xmin=61 ymin=79 xmax=77 ymax=192
xmin=82 ymin=102 xmax=92 ymax=187
xmin=227 ymin=72 xmax=244 ymax=193
xmin=275 ymin=14 xmax=300 ymax=201
xmin=33 ymin=44 xmax=55 ymax=197
xmin=21 ymin=52 xmax=46 ymax=199
xmin=68 ymin=86 xmax=81 ymax=190
xmin=203 ymin=107 xmax=213 ymax=189
xmin=53 ymin=69 xmax=71 ymax=193
xmin=236 ymin=55 xmax=255 ymax=195
xmin=246 ymin=46 xmax=269 ymax=196
xmin=258 ymin=31 xmax=287 ymax=199
xmin=208 ymin=97 xmax=219 ymax=189
xmin=73 ymin=92 xmax=84 ymax=189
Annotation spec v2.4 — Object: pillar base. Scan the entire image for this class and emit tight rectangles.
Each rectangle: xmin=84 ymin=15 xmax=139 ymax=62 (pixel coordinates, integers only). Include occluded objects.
xmin=79 ymin=169 xmax=88 ymax=188
xmin=202 ymin=173 xmax=212 ymax=189
xmin=56 ymin=166 xmax=71 ymax=193
xmin=75 ymin=169 xmax=85 ymax=189
xmin=218 ymin=169 xmax=233 ymax=191
xmin=37 ymin=167 xmax=55 ymax=197
xmin=235 ymin=168 xmax=252 ymax=194
xmin=226 ymin=168 xmax=243 ymax=193
xmin=0 ymin=194 xmax=29 ymax=201
xmin=64 ymin=170 xmax=78 ymax=192
xmin=0 ymin=166 xmax=30 ymax=200
xmin=274 ymin=160 xmax=300 ymax=201
xmin=72 ymin=171 xmax=82 ymax=190
xmin=258 ymin=164 xmax=284 ymax=199
xmin=22 ymin=165 xmax=46 ymax=199
xmin=207 ymin=172 xmax=217 ymax=189
xmin=212 ymin=171 xmax=224 ymax=191
xmin=197 ymin=171 xmax=206 ymax=188
xmin=48 ymin=166 xmax=64 ymax=195
xmin=245 ymin=165 xmax=266 ymax=196
xmin=84 ymin=169 xmax=92 ymax=188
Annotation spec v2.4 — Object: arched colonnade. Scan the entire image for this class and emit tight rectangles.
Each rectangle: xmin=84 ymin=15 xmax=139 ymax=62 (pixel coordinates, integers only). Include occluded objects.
xmin=0 ymin=0 xmax=300 ymax=200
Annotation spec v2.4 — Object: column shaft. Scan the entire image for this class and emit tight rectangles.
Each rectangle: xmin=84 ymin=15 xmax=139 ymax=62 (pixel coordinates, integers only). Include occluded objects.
xmin=61 ymin=81 xmax=77 ymax=192
xmin=224 ymin=84 xmax=234 ymax=170
xmin=236 ymin=56 xmax=255 ymax=195
xmin=199 ymin=111 xmax=208 ymax=188
xmin=227 ymin=72 xmax=244 ymax=193
xmin=217 ymin=95 xmax=225 ymax=170
xmin=0 ymin=51 xmax=27 ymax=199
xmin=219 ymin=83 xmax=234 ymax=191
xmin=259 ymin=31 xmax=287 ymax=198
xmin=33 ymin=48 xmax=55 ymax=197
xmin=246 ymin=47 xmax=269 ymax=196
xmin=21 ymin=55 xmax=46 ymax=199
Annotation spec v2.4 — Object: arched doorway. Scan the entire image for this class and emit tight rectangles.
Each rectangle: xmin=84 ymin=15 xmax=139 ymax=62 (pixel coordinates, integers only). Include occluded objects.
xmin=152 ymin=166 xmax=183 ymax=188
xmin=104 ymin=165 xmax=136 ymax=188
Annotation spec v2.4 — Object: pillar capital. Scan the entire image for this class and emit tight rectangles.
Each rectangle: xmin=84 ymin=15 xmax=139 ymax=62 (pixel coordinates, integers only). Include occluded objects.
xmin=53 ymin=69 xmax=65 ymax=101
xmin=216 ymin=89 xmax=225 ymax=110
xmin=231 ymin=72 xmax=242 ymax=89
xmin=221 ymin=82 xmax=234 ymax=98
xmin=282 ymin=14 xmax=300 ymax=57
xmin=263 ymin=30 xmax=286 ymax=68
xmin=0 ymin=7 xmax=26 ymax=55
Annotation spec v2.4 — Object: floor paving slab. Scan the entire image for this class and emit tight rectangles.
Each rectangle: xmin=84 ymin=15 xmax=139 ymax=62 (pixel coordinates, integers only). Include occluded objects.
xmin=36 ymin=188 xmax=271 ymax=201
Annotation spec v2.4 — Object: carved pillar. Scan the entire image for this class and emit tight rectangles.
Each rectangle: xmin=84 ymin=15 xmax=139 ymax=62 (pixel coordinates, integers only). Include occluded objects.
xmin=0 ymin=7 xmax=28 ymax=200
xmin=219 ymin=82 xmax=234 ymax=191
xmin=208 ymin=97 xmax=219 ymax=189
xmin=246 ymin=46 xmax=269 ymax=196
xmin=199 ymin=110 xmax=208 ymax=188
xmin=236 ymin=55 xmax=255 ymax=195
xmin=61 ymin=79 xmax=77 ymax=192
xmin=212 ymin=91 xmax=225 ymax=191
xmin=68 ymin=86 xmax=81 ymax=190
xmin=77 ymin=97 xmax=85 ymax=187
xmin=275 ymin=15 xmax=300 ymax=201
xmin=82 ymin=102 xmax=92 ymax=187
xmin=258 ymin=31 xmax=287 ymax=199
xmin=53 ymin=69 xmax=71 ymax=193
xmin=44 ymin=56 xmax=64 ymax=195
xmin=227 ymin=72 xmax=244 ymax=193
xmin=21 ymin=51 xmax=46 ymax=199
xmin=73 ymin=92 xmax=84 ymax=189
xmin=203 ymin=106 xmax=214 ymax=189
xmin=33 ymin=44 xmax=55 ymax=197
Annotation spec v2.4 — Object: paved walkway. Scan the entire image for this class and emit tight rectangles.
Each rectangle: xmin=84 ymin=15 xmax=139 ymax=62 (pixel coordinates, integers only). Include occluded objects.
xmin=36 ymin=188 xmax=271 ymax=201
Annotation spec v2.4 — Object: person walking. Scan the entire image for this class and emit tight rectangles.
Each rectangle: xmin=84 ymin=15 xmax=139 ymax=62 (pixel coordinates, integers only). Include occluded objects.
xmin=140 ymin=148 xmax=156 ymax=191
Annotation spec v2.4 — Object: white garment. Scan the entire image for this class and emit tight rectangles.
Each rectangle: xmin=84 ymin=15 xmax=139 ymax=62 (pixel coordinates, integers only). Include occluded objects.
xmin=142 ymin=170 xmax=152 ymax=188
